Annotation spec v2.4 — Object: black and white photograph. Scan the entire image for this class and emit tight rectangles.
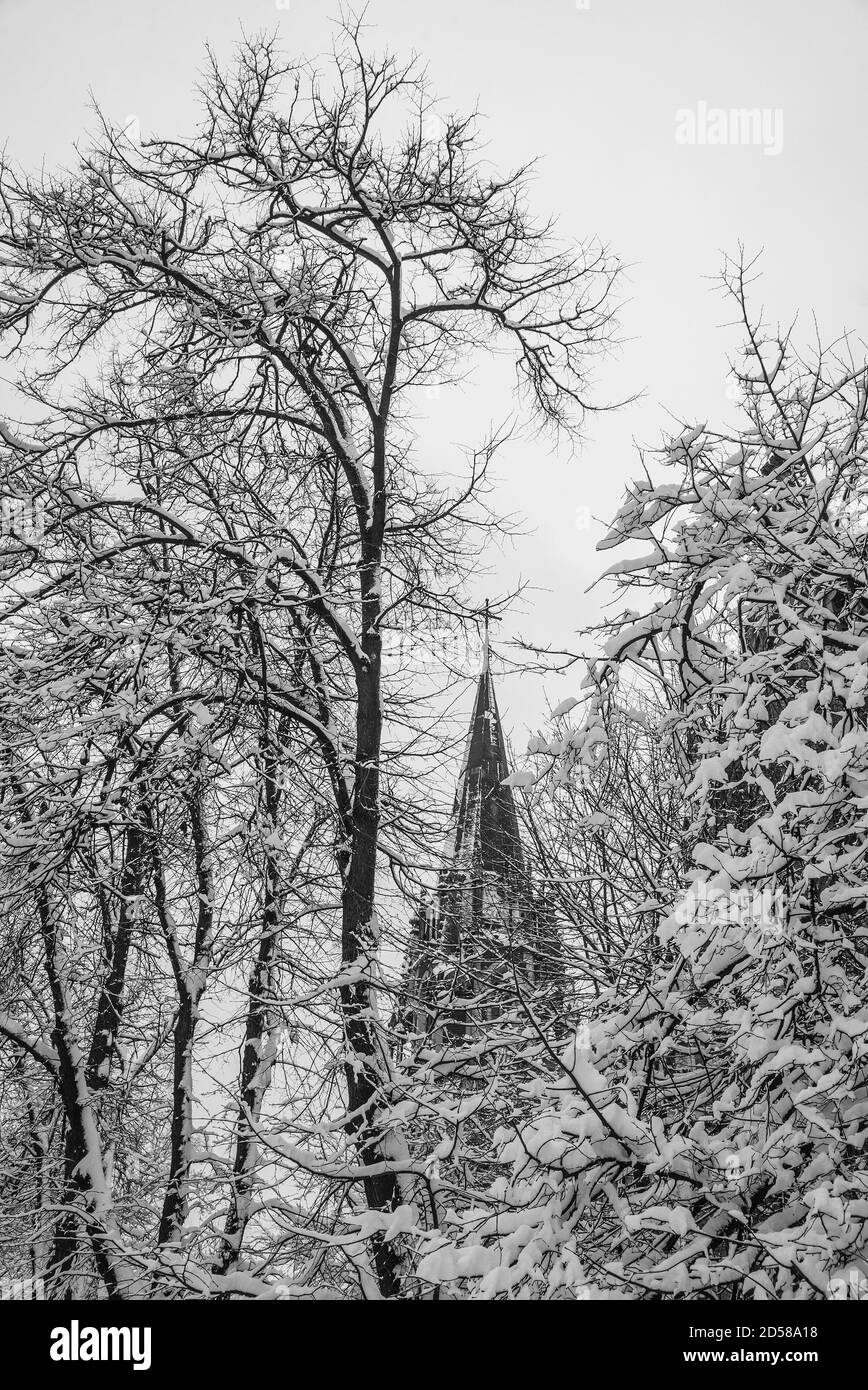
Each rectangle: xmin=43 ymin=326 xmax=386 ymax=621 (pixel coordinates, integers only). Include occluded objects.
xmin=0 ymin=0 xmax=866 ymax=1367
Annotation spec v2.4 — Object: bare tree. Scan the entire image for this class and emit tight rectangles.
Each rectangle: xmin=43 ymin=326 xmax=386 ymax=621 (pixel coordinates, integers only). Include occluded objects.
xmin=0 ymin=20 xmax=617 ymax=1296
xmin=519 ymin=695 xmax=682 ymax=996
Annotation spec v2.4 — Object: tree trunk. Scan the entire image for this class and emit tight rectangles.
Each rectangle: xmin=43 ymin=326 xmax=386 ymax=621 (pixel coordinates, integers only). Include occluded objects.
xmin=218 ymin=771 xmax=290 ymax=1272
xmin=339 ymin=560 xmax=401 ymax=1297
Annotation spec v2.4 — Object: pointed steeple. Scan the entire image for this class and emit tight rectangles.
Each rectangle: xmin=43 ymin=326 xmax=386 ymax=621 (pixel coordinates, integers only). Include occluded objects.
xmin=448 ymin=645 xmax=524 ymax=882
xmin=396 ymin=616 xmax=566 ymax=1047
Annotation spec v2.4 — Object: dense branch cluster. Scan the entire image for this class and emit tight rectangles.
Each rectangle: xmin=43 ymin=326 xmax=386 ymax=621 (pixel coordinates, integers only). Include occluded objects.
xmin=419 ymin=268 xmax=868 ymax=1299
xmin=0 ymin=22 xmax=616 ymax=1298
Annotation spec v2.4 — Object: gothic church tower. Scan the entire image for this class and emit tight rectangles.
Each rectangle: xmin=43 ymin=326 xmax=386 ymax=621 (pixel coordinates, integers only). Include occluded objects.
xmin=398 ymin=635 xmax=564 ymax=1048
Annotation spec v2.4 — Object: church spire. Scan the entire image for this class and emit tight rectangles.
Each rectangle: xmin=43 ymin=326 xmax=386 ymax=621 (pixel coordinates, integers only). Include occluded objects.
xmin=448 ymin=615 xmax=524 ymax=881
xmin=396 ymin=617 xmax=566 ymax=1046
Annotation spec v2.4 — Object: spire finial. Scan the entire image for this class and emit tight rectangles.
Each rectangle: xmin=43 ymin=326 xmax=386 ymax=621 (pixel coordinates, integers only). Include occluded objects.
xmin=482 ymin=598 xmax=490 ymax=674
xmin=479 ymin=600 xmax=501 ymax=675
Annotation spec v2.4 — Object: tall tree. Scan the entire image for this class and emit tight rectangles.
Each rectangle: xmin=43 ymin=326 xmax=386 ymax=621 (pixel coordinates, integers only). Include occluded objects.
xmin=0 ymin=20 xmax=617 ymax=1295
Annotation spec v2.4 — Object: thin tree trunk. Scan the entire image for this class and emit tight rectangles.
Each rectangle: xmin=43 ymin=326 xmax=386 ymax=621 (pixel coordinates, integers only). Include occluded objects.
xmin=37 ymin=890 xmax=141 ymax=1299
xmin=48 ymin=818 xmax=146 ymax=1296
xmin=339 ymin=556 xmax=401 ymax=1297
xmin=217 ymin=854 xmax=281 ymax=1271
xmin=154 ymin=785 xmax=214 ymax=1250
xmin=11 ymin=1049 xmax=51 ymax=1290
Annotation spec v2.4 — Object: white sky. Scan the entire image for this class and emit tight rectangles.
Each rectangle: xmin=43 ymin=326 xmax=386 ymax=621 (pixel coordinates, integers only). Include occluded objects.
xmin=2 ymin=0 xmax=867 ymax=746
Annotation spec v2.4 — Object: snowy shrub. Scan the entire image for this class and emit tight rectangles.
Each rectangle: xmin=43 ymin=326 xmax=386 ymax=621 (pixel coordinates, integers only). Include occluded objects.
xmin=417 ymin=270 xmax=868 ymax=1300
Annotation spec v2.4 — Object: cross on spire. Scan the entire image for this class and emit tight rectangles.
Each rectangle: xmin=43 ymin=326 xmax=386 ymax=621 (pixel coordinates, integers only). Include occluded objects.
xmin=481 ymin=598 xmax=500 ymax=675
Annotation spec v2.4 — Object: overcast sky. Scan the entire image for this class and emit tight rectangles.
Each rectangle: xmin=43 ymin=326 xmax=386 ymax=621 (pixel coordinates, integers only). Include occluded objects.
xmin=2 ymin=0 xmax=867 ymax=745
